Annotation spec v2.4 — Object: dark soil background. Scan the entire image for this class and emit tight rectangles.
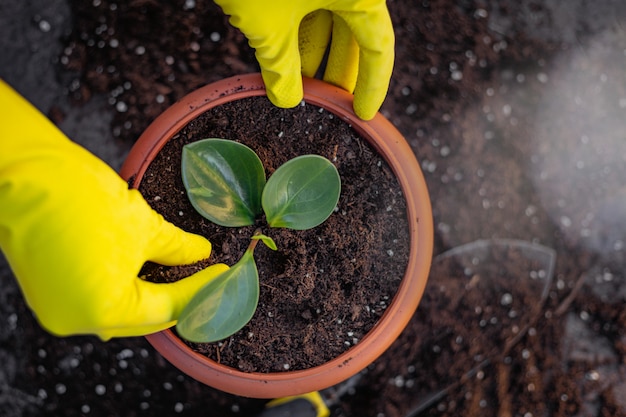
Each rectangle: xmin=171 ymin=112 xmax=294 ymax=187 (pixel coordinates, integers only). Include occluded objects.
xmin=1 ymin=0 xmax=626 ymax=416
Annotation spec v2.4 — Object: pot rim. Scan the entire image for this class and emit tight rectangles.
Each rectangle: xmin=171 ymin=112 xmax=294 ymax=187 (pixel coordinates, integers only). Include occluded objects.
xmin=120 ymin=73 xmax=433 ymax=398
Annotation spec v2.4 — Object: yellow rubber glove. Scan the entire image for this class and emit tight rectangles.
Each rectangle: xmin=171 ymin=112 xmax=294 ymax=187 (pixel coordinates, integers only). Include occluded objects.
xmin=214 ymin=0 xmax=395 ymax=120
xmin=0 ymin=80 xmax=229 ymax=341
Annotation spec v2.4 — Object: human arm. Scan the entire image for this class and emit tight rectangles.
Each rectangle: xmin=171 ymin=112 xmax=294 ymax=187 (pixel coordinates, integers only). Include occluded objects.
xmin=0 ymin=80 xmax=228 ymax=340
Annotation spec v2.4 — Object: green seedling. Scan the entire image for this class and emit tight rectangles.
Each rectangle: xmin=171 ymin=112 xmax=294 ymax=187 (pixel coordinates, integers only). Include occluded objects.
xmin=176 ymin=138 xmax=341 ymax=343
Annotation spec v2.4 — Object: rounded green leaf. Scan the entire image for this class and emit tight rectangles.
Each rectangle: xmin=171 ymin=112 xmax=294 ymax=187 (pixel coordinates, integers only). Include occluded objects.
xmin=182 ymin=139 xmax=265 ymax=227
xmin=176 ymin=250 xmax=259 ymax=343
xmin=262 ymin=155 xmax=341 ymax=230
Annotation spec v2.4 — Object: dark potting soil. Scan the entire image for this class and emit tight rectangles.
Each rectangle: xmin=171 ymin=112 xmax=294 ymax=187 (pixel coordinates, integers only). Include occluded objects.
xmin=136 ymin=95 xmax=410 ymax=373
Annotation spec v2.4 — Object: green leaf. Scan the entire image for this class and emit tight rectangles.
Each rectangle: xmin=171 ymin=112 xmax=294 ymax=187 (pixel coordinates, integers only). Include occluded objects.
xmin=182 ymin=139 xmax=265 ymax=227
xmin=262 ymin=155 xmax=341 ymax=230
xmin=176 ymin=250 xmax=259 ymax=343
xmin=251 ymin=233 xmax=277 ymax=251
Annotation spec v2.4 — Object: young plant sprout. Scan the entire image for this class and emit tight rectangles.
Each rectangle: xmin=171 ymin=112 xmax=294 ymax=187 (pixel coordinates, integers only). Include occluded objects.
xmin=176 ymin=138 xmax=341 ymax=343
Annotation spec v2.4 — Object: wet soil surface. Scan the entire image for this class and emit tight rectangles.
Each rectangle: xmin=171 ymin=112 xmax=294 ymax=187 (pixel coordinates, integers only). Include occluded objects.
xmin=1 ymin=0 xmax=626 ymax=416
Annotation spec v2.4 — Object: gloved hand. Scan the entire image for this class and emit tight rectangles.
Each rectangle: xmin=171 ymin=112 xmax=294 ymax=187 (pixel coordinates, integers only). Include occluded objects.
xmin=214 ymin=0 xmax=395 ymax=120
xmin=0 ymin=80 xmax=229 ymax=341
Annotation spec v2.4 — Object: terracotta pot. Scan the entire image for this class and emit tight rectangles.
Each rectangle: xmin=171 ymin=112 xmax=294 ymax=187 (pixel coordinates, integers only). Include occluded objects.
xmin=120 ymin=73 xmax=433 ymax=399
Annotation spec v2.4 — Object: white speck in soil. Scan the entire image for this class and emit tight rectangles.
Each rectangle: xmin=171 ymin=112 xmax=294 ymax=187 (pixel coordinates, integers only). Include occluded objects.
xmin=500 ymin=293 xmax=513 ymax=306
xmin=7 ymin=313 xmax=17 ymax=330
xmin=586 ymin=370 xmax=600 ymax=381
xmin=537 ymin=72 xmax=549 ymax=83
xmin=38 ymin=19 xmax=51 ymax=32
xmin=560 ymin=216 xmax=572 ymax=227
xmin=493 ymin=40 xmax=508 ymax=52
xmin=117 ymin=349 xmax=133 ymax=360
xmin=474 ymin=8 xmax=488 ymax=18
xmin=115 ymin=101 xmax=128 ymax=112
xmin=422 ymin=159 xmax=437 ymax=173
xmin=110 ymin=86 xmax=123 ymax=97
xmin=94 ymin=24 xmax=107 ymax=35
xmin=393 ymin=375 xmax=405 ymax=387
